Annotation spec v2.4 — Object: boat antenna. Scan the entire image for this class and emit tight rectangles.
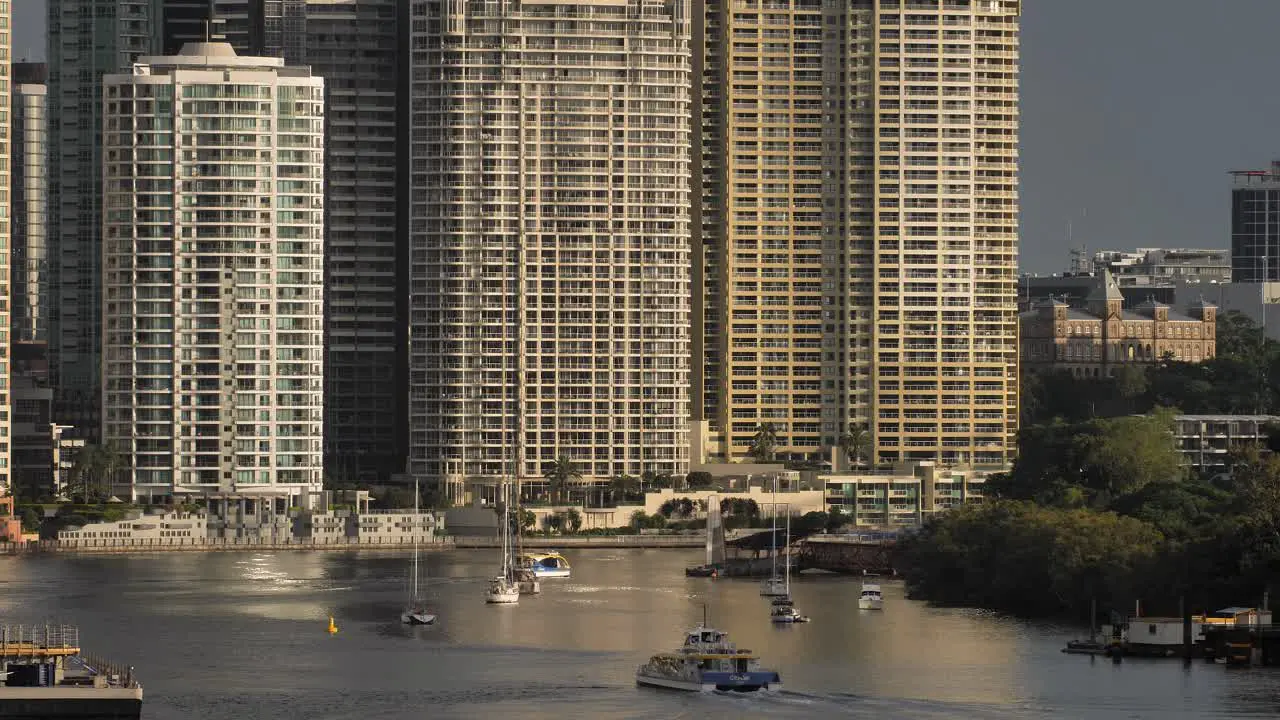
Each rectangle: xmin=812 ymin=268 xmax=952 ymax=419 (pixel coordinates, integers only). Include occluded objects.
xmin=703 ymin=602 xmax=708 ymax=628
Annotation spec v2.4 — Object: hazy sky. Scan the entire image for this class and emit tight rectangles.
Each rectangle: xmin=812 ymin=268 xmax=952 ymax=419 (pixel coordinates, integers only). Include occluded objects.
xmin=17 ymin=1 xmax=1280 ymax=273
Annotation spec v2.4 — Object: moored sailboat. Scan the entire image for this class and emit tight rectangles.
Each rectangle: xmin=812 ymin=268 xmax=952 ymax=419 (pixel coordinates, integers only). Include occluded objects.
xmin=759 ymin=480 xmax=787 ymax=596
xmin=401 ymin=479 xmax=437 ymax=625
xmin=486 ymin=480 xmax=520 ymax=604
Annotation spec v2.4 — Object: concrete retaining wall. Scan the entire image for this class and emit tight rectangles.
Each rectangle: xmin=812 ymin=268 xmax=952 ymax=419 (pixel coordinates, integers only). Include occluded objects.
xmin=454 ymin=535 xmax=702 ymax=549
xmin=8 ymin=536 xmax=455 ymax=555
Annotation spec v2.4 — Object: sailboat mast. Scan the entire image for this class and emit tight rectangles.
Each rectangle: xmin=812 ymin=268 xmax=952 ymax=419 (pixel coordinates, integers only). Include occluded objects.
xmin=784 ymin=508 xmax=790 ymax=594
xmin=412 ymin=479 xmax=420 ymax=600
xmin=770 ymin=476 xmax=778 ymax=578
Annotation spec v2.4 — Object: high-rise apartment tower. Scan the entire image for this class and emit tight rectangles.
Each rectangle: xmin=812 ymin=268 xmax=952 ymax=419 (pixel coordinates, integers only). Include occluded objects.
xmin=102 ymin=43 xmax=326 ymax=502
xmin=409 ymin=0 xmax=693 ymax=500
xmin=697 ymin=0 xmax=1020 ymax=468
xmin=299 ymin=0 xmax=404 ymax=483
xmin=13 ymin=63 xmax=48 ymax=352
xmin=0 ymin=3 xmax=12 ymax=491
xmin=49 ymin=1 xmax=408 ymax=480
xmin=47 ymin=0 xmax=158 ymax=437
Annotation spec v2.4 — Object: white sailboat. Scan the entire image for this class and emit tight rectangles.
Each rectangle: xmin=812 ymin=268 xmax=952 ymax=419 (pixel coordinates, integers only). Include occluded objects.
xmin=486 ymin=480 xmax=520 ymax=604
xmin=769 ymin=511 xmax=810 ymax=623
xmin=401 ymin=480 xmax=437 ymax=625
xmin=760 ymin=478 xmax=787 ymax=597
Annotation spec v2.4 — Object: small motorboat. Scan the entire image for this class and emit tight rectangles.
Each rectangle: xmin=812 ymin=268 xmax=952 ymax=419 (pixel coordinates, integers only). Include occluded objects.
xmin=401 ymin=607 xmax=436 ymax=625
xmin=520 ymin=551 xmax=572 ymax=578
xmin=685 ymin=564 xmax=720 ymax=578
xmin=858 ymin=583 xmax=883 ymax=610
xmin=515 ymin=567 xmax=541 ymax=595
xmin=636 ymin=624 xmax=782 ymax=692
xmin=770 ymin=603 xmax=810 ymax=624
xmin=760 ymin=576 xmax=787 ymax=597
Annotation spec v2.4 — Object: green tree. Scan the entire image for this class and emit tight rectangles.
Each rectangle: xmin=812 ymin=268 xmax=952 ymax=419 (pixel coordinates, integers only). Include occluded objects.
xmin=642 ymin=469 xmax=674 ymax=491
xmin=749 ymin=423 xmax=778 ymax=463
xmin=519 ymin=509 xmax=536 ymax=533
xmin=629 ymin=510 xmax=650 ymax=531
xmin=686 ymin=471 xmax=715 ymax=490
xmin=999 ymin=411 xmax=1183 ymax=509
xmin=67 ymin=444 xmax=124 ymax=503
xmin=839 ymin=424 xmax=872 ymax=471
xmin=896 ymin=501 xmax=1164 ymax=617
xmin=610 ymin=473 xmax=640 ymax=504
xmin=544 ymin=513 xmax=564 ymax=533
xmin=542 ymin=455 xmax=582 ymax=505
xmin=565 ymin=508 xmax=583 ymax=533
xmin=19 ymin=508 xmax=40 ymax=533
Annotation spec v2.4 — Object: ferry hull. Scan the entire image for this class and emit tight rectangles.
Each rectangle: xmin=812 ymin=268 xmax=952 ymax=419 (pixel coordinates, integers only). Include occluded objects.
xmin=0 ymin=688 xmax=143 ymax=719
xmin=529 ymin=568 xmax=570 ymax=579
xmin=858 ymin=599 xmax=883 ymax=610
xmin=636 ymin=671 xmax=781 ymax=693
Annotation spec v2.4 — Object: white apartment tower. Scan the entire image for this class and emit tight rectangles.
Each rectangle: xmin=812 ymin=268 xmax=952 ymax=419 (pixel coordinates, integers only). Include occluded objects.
xmin=697 ymin=0 xmax=1020 ymax=467
xmin=0 ymin=3 xmax=11 ymax=492
xmin=102 ymin=43 xmax=325 ymax=501
xmin=409 ymin=0 xmax=693 ymax=500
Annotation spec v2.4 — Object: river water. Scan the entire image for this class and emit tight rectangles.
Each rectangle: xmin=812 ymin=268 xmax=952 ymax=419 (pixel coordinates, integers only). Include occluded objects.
xmin=0 ymin=548 xmax=1276 ymax=719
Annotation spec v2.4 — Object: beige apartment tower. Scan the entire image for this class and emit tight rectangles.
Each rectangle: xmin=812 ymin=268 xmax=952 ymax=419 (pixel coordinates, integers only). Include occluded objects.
xmin=697 ymin=0 xmax=1019 ymax=468
xmin=409 ymin=0 xmax=693 ymax=500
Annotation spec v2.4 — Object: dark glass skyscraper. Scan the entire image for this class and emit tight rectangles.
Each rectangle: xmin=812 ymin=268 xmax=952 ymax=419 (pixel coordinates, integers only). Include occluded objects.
xmin=1231 ymin=163 xmax=1280 ymax=283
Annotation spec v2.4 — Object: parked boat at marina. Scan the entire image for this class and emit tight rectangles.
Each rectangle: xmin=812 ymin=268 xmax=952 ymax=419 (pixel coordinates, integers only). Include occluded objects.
xmin=636 ymin=623 xmax=782 ymax=692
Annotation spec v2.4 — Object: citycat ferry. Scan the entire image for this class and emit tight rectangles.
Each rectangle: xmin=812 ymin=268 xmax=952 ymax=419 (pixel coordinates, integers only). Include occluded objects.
xmin=519 ymin=551 xmax=572 ymax=578
xmin=636 ymin=625 xmax=782 ymax=693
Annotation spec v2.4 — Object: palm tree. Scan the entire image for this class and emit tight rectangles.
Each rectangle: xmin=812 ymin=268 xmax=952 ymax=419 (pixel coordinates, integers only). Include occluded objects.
xmin=68 ymin=444 xmax=115 ymax=503
xmin=610 ymin=473 xmax=639 ymax=504
xmin=749 ymin=423 xmax=778 ymax=463
xmin=542 ymin=455 xmax=582 ymax=505
xmin=99 ymin=445 xmax=124 ymax=500
xmin=839 ymin=424 xmax=872 ymax=472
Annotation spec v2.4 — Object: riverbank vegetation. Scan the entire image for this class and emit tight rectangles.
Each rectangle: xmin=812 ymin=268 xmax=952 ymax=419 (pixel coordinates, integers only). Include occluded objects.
xmin=898 ymin=311 xmax=1280 ymax=619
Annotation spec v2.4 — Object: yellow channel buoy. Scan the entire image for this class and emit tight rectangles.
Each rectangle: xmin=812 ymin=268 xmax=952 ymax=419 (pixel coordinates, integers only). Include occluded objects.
xmin=328 ymin=616 xmax=338 ymax=634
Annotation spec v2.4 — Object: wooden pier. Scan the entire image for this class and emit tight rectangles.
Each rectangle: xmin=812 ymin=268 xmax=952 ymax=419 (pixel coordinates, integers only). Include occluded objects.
xmin=1202 ymin=625 xmax=1280 ymax=666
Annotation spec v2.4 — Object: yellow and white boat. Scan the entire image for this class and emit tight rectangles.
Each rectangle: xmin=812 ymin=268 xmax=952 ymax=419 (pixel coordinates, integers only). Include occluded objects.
xmin=520 ymin=551 xmax=572 ymax=578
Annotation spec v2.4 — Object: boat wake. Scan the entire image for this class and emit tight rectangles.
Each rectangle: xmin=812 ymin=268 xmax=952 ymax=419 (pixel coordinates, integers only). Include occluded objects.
xmin=703 ymin=689 xmax=1041 ymax=719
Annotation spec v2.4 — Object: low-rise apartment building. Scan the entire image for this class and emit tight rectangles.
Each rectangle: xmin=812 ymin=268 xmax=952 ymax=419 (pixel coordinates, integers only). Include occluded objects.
xmin=822 ymin=462 xmax=990 ymax=529
xmin=1174 ymin=414 xmax=1278 ymax=475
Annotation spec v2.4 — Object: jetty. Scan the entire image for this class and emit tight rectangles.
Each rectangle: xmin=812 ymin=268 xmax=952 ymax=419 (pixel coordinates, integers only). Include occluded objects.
xmin=0 ymin=624 xmax=142 ymax=720
xmin=703 ymin=529 xmax=898 ymax=577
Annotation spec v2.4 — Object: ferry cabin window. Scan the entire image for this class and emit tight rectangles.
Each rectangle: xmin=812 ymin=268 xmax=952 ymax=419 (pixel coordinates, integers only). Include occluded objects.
xmin=737 ymin=659 xmax=749 ymax=672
